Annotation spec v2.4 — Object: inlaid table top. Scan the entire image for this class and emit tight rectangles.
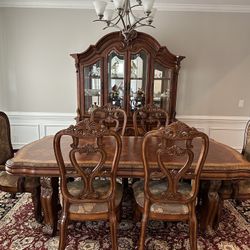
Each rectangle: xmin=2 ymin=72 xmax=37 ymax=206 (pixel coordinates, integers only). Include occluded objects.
xmin=6 ymin=135 xmax=250 ymax=180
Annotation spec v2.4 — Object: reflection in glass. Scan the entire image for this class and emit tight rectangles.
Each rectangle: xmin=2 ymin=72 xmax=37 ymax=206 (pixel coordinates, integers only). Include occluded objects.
xmin=153 ymin=63 xmax=172 ymax=111
xmin=84 ymin=61 xmax=101 ymax=113
xmin=108 ymin=51 xmax=125 ymax=107
xmin=130 ymin=52 xmax=147 ymax=111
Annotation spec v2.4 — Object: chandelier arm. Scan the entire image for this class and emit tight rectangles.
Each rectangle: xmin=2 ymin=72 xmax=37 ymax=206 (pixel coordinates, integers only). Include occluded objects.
xmin=130 ymin=4 xmax=141 ymax=9
xmin=93 ymin=19 xmax=123 ymax=31
xmin=133 ymin=23 xmax=156 ymax=29
xmin=129 ymin=15 xmax=151 ymax=31
xmin=103 ymin=22 xmax=123 ymax=31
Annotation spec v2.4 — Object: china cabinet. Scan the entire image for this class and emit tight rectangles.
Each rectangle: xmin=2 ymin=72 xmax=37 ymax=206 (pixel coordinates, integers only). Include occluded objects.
xmin=71 ymin=31 xmax=184 ymax=130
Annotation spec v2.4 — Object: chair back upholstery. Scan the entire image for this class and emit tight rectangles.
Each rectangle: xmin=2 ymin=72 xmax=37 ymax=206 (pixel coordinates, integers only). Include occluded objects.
xmin=133 ymin=104 xmax=169 ymax=136
xmin=0 ymin=112 xmax=14 ymax=165
xmin=90 ymin=104 xmax=127 ymax=136
xmin=54 ymin=119 xmax=122 ymax=204
xmin=142 ymin=121 xmax=209 ymax=204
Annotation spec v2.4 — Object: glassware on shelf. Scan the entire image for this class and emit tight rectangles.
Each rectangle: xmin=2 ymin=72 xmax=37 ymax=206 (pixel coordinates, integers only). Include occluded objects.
xmin=130 ymin=88 xmax=145 ymax=110
xmin=88 ymin=102 xmax=99 ymax=114
xmin=160 ymin=89 xmax=170 ymax=98
xmin=111 ymin=59 xmax=120 ymax=78
xmin=131 ymin=60 xmax=138 ymax=78
xmin=108 ymin=84 xmax=123 ymax=107
xmin=85 ymin=89 xmax=100 ymax=96
xmin=88 ymin=64 xmax=100 ymax=78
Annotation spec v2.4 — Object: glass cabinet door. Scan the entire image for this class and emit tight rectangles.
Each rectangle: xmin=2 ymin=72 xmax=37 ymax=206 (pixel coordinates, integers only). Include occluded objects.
xmin=84 ymin=61 xmax=101 ymax=113
xmin=153 ymin=63 xmax=173 ymax=111
xmin=108 ymin=51 xmax=125 ymax=107
xmin=130 ymin=51 xmax=147 ymax=111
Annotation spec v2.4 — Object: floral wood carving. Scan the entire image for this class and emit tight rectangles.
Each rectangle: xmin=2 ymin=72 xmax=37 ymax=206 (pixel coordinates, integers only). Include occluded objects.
xmin=64 ymin=119 xmax=109 ymax=138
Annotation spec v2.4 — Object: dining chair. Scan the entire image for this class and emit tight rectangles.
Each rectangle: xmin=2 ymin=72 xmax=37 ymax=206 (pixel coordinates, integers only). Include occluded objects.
xmin=90 ymin=103 xmax=127 ymax=136
xmin=220 ymin=120 xmax=250 ymax=201
xmin=90 ymin=103 xmax=128 ymax=187
xmin=133 ymin=104 xmax=169 ymax=136
xmin=132 ymin=121 xmax=209 ymax=250
xmin=0 ymin=111 xmax=42 ymax=222
xmin=53 ymin=118 xmax=123 ymax=250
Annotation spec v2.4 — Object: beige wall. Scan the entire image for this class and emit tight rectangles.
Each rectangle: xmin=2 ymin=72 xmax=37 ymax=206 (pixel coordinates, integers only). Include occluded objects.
xmin=0 ymin=8 xmax=6 ymax=110
xmin=0 ymin=8 xmax=250 ymax=116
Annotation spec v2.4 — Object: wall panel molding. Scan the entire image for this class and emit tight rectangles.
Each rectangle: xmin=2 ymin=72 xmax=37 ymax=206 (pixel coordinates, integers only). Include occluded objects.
xmin=6 ymin=112 xmax=249 ymax=150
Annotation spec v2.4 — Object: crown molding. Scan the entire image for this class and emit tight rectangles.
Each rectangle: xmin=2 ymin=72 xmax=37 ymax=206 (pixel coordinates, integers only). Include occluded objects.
xmin=0 ymin=1 xmax=250 ymax=13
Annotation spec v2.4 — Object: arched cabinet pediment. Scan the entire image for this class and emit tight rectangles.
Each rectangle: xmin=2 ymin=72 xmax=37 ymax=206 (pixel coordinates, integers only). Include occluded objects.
xmin=71 ymin=31 xmax=185 ymax=130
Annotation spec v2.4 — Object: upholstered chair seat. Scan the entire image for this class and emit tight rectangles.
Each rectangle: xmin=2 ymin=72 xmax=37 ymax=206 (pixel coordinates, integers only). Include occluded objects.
xmin=133 ymin=180 xmax=192 ymax=214
xmin=67 ymin=180 xmax=123 ymax=214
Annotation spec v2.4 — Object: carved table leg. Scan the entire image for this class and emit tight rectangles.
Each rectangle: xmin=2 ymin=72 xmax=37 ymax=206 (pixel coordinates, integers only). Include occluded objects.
xmin=200 ymin=180 xmax=222 ymax=233
xmin=31 ymin=177 xmax=43 ymax=223
xmin=40 ymin=177 xmax=59 ymax=236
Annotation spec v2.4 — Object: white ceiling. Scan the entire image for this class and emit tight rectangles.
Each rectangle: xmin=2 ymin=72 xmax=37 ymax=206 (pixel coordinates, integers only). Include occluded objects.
xmin=0 ymin=0 xmax=250 ymax=12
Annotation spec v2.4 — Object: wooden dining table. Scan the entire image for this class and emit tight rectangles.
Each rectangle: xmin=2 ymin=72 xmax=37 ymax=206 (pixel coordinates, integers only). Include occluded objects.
xmin=6 ymin=135 xmax=250 ymax=236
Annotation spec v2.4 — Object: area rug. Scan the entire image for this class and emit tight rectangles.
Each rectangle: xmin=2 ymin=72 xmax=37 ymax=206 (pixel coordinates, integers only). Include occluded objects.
xmin=0 ymin=190 xmax=249 ymax=250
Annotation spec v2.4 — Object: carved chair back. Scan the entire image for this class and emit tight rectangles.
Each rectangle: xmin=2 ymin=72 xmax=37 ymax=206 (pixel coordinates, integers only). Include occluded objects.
xmin=133 ymin=104 xmax=169 ymax=136
xmin=142 ymin=121 xmax=209 ymax=205
xmin=90 ymin=104 xmax=127 ymax=136
xmin=53 ymin=119 xmax=122 ymax=205
xmin=0 ymin=111 xmax=14 ymax=166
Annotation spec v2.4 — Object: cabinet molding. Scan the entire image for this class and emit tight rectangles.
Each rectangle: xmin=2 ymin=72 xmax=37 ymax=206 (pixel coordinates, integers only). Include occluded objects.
xmin=6 ymin=111 xmax=249 ymax=151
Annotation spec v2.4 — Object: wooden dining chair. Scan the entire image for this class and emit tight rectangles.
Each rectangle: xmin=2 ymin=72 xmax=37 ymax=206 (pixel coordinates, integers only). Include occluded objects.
xmin=0 ymin=111 xmax=42 ymax=222
xmin=133 ymin=104 xmax=169 ymax=136
xmin=132 ymin=121 xmax=209 ymax=250
xmin=54 ymin=119 xmax=123 ymax=250
xmin=221 ymin=120 xmax=250 ymax=201
xmin=90 ymin=103 xmax=127 ymax=136
xmin=90 ymin=103 xmax=128 ymax=187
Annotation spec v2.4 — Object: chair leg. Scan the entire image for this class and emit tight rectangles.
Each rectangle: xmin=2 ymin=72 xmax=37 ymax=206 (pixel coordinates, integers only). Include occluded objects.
xmin=109 ymin=210 xmax=118 ymax=250
xmin=139 ymin=200 xmax=150 ymax=250
xmin=10 ymin=193 xmax=16 ymax=199
xmin=189 ymin=206 xmax=198 ymax=250
xmin=59 ymin=204 xmax=69 ymax=250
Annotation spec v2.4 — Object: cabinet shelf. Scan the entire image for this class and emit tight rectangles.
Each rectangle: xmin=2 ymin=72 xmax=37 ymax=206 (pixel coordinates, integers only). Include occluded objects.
xmin=154 ymin=77 xmax=171 ymax=80
xmin=110 ymin=77 xmax=124 ymax=80
xmin=130 ymin=77 xmax=144 ymax=80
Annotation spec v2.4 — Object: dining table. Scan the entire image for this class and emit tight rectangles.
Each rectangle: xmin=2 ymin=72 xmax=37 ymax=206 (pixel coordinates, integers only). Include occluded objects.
xmin=5 ymin=135 xmax=250 ymax=236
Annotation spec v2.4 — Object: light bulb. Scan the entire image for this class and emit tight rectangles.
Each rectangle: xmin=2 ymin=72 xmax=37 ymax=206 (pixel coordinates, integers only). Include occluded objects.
xmin=93 ymin=0 xmax=107 ymax=17
xmin=142 ymin=0 xmax=155 ymax=14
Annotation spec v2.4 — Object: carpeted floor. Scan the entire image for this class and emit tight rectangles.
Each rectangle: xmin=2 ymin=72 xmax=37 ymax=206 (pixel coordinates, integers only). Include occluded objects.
xmin=0 ymin=190 xmax=249 ymax=250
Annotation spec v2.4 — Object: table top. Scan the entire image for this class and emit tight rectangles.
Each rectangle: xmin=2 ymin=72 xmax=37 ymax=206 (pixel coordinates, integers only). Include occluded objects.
xmin=6 ymin=135 xmax=250 ymax=180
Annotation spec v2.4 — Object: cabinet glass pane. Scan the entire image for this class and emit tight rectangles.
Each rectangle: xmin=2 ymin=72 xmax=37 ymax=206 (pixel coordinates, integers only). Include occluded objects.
xmin=153 ymin=63 xmax=173 ymax=111
xmin=108 ymin=51 xmax=125 ymax=107
xmin=130 ymin=51 xmax=147 ymax=111
xmin=84 ymin=61 xmax=101 ymax=113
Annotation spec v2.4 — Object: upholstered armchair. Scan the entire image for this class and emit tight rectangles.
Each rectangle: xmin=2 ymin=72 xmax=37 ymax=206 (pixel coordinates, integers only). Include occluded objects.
xmin=132 ymin=121 xmax=209 ymax=250
xmin=0 ymin=111 xmax=42 ymax=222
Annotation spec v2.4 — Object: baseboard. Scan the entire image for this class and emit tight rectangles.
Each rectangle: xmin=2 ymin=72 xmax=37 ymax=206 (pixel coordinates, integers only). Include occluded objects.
xmin=6 ymin=111 xmax=249 ymax=151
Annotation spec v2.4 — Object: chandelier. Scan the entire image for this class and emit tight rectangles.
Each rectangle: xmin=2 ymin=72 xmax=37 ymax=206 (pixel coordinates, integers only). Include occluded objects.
xmin=93 ymin=0 xmax=156 ymax=43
